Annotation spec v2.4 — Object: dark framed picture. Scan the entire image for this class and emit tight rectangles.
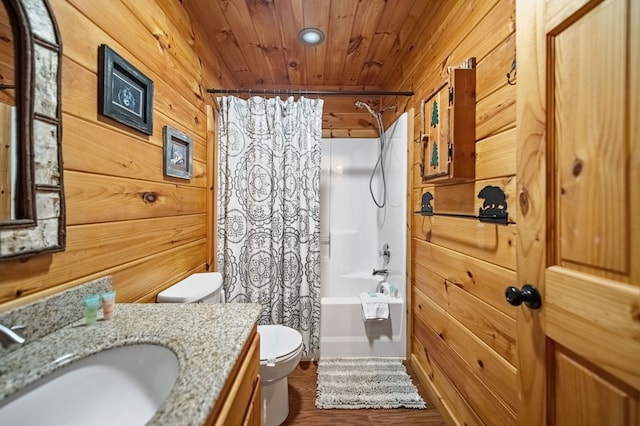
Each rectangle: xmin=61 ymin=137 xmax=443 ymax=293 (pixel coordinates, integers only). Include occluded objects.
xmin=98 ymin=44 xmax=153 ymax=135
xmin=163 ymin=126 xmax=193 ymax=179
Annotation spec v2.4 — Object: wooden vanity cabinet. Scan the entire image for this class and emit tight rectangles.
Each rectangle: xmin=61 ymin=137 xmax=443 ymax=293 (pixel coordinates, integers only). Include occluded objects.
xmin=206 ymin=324 xmax=261 ymax=426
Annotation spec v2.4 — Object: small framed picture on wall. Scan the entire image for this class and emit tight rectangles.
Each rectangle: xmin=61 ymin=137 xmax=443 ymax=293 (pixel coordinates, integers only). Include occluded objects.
xmin=98 ymin=44 xmax=154 ymax=135
xmin=163 ymin=126 xmax=193 ymax=180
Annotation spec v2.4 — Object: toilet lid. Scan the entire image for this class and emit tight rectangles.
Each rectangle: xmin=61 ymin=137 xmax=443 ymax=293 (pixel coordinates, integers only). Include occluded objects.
xmin=257 ymin=325 xmax=302 ymax=362
xmin=156 ymin=272 xmax=222 ymax=303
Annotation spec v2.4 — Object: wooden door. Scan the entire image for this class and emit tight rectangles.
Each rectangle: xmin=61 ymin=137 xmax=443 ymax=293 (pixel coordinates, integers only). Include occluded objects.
xmin=516 ymin=0 xmax=640 ymax=425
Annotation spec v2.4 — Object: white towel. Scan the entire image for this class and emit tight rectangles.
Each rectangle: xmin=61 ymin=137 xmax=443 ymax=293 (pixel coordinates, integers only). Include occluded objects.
xmin=358 ymin=292 xmax=389 ymax=320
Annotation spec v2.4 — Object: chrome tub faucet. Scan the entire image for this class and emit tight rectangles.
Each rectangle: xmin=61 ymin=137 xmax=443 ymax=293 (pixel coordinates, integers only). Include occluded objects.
xmin=372 ymin=268 xmax=388 ymax=277
xmin=0 ymin=324 xmax=26 ymax=348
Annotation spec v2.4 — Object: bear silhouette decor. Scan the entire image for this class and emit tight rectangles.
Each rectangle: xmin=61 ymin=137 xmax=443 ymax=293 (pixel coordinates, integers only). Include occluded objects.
xmin=477 ymin=185 xmax=508 ymax=223
xmin=420 ymin=192 xmax=434 ymax=215
xmin=417 ymin=186 xmax=508 ymax=224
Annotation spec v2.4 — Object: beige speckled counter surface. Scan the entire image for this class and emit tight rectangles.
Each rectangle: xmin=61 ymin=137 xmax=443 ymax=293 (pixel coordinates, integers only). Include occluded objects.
xmin=0 ymin=302 xmax=261 ymax=425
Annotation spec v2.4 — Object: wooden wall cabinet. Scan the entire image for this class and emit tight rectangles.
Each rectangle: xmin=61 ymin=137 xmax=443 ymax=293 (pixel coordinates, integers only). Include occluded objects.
xmin=207 ymin=324 xmax=261 ymax=426
xmin=420 ymin=67 xmax=476 ymax=183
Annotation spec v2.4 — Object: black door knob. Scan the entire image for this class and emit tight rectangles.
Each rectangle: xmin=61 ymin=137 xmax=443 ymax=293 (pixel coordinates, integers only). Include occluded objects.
xmin=505 ymin=284 xmax=541 ymax=309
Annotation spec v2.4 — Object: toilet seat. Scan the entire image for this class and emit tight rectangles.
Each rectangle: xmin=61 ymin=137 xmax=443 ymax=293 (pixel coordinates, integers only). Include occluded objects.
xmin=257 ymin=325 xmax=302 ymax=365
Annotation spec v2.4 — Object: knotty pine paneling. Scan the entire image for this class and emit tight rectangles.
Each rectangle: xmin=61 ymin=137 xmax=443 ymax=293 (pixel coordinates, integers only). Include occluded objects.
xmin=413 ymin=262 xmax=517 ymax=368
xmin=218 ymin=0 xmax=281 ymax=85
xmin=376 ymin=0 xmax=459 ymax=89
xmin=191 ymin=23 xmax=238 ymax=92
xmin=113 ymin=241 xmax=208 ymax=303
xmin=187 ymin=1 xmax=251 ymax=86
xmin=413 ymin=239 xmax=516 ymax=318
xmin=300 ymin=1 xmax=330 ymax=87
xmin=63 ymin=114 xmax=206 ymax=186
xmin=321 ymin=95 xmax=384 ymax=138
xmin=61 ymin=57 xmax=207 ymax=157
xmin=383 ymin=0 xmax=507 ymax=108
xmin=0 ymin=0 xmax=216 ymax=307
xmin=0 ymin=215 xmax=206 ymax=304
xmin=239 ymin=0 xmax=293 ymax=84
xmin=64 ymin=172 xmax=207 ymax=226
xmin=476 ymin=83 xmax=516 ymax=140
xmin=323 ymin=2 xmax=359 ymax=86
xmin=339 ymin=1 xmax=388 ymax=86
xmin=269 ymin=1 xmax=306 ymax=87
xmin=63 ymin=0 xmax=202 ymax=102
xmin=414 ymin=316 xmax=517 ymax=426
xmin=321 ymin=128 xmax=379 ymax=139
xmin=414 ymin=215 xmax=517 ymax=270
xmin=412 ymin=283 xmax=518 ymax=412
xmin=412 ymin=339 xmax=483 ymax=426
xmin=185 ymin=0 xmax=432 ymax=138
xmin=384 ymin=0 xmax=518 ymax=424
xmin=120 ymin=0 xmax=203 ymax=83
xmin=322 ymin=111 xmax=378 ymax=134
xmin=354 ymin=1 xmax=420 ymax=86
xmin=475 ymin=128 xmax=517 ymax=180
xmin=62 ymin=58 xmax=207 ymax=168
xmin=476 ymin=32 xmax=516 ymax=100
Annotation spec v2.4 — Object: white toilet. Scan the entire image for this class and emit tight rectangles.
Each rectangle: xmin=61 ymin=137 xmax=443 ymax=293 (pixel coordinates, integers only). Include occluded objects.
xmin=257 ymin=324 xmax=302 ymax=426
xmin=156 ymin=272 xmax=303 ymax=426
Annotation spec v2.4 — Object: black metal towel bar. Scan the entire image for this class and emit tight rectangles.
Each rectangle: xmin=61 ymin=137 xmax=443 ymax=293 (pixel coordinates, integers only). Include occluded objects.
xmin=414 ymin=210 xmax=509 ymax=225
xmin=415 ymin=185 xmax=510 ymax=225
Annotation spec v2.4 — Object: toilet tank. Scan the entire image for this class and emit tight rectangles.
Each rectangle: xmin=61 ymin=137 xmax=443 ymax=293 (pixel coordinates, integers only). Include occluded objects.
xmin=156 ymin=272 xmax=222 ymax=303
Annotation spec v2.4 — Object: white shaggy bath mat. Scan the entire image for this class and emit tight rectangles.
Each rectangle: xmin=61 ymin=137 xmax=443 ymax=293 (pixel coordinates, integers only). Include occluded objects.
xmin=315 ymin=358 xmax=426 ymax=409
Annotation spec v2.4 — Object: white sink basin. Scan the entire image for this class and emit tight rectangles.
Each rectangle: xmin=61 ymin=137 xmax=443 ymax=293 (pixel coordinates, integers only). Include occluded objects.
xmin=0 ymin=344 xmax=179 ymax=426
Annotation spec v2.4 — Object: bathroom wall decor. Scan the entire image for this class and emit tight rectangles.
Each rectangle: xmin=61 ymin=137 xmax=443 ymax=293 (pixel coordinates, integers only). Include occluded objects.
xmin=163 ymin=126 xmax=193 ymax=179
xmin=417 ymin=185 xmax=509 ymax=225
xmin=419 ymin=58 xmax=476 ymax=183
xmin=98 ymin=44 xmax=154 ymax=135
xmin=0 ymin=0 xmax=65 ymax=261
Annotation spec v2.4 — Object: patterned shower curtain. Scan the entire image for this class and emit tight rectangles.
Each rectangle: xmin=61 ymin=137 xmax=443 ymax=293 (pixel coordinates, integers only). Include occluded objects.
xmin=216 ymin=96 xmax=323 ymax=356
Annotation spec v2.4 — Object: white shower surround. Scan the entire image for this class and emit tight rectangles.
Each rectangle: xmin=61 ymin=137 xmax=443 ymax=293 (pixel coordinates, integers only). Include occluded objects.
xmin=319 ymin=113 xmax=408 ymax=358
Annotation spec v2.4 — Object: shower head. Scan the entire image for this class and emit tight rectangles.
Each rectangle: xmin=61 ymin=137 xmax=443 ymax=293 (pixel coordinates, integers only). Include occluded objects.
xmin=355 ymin=100 xmax=396 ymax=116
xmin=354 ymin=100 xmax=377 ymax=117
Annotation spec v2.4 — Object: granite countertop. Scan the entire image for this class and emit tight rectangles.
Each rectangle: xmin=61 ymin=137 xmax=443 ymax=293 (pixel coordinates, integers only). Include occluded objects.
xmin=0 ymin=302 xmax=262 ymax=425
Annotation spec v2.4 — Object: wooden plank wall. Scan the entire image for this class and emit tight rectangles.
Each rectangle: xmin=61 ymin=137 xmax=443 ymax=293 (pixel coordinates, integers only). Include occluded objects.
xmin=0 ymin=0 xmax=235 ymax=309
xmin=0 ymin=4 xmax=521 ymax=423
xmin=384 ymin=1 xmax=518 ymax=424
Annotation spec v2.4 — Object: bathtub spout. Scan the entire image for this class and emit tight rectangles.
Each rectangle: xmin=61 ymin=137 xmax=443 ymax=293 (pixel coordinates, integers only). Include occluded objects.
xmin=376 ymin=281 xmax=390 ymax=294
xmin=372 ymin=268 xmax=388 ymax=277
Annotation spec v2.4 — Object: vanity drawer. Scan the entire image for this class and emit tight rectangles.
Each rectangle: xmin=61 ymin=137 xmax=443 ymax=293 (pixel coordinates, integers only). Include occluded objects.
xmin=207 ymin=324 xmax=260 ymax=426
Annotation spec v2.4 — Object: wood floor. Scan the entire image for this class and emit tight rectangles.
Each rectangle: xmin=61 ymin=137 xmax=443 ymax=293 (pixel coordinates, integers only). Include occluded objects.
xmin=281 ymin=361 xmax=446 ymax=425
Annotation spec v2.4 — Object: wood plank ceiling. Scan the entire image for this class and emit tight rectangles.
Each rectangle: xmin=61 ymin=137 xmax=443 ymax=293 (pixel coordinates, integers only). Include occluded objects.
xmin=184 ymin=0 xmax=433 ymax=91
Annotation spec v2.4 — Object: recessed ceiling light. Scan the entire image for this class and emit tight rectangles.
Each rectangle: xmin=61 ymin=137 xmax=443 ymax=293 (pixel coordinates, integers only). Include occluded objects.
xmin=298 ymin=28 xmax=325 ymax=46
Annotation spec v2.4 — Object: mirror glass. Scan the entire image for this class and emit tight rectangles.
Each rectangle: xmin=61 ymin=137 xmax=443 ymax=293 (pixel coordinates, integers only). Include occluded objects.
xmin=0 ymin=0 xmax=17 ymax=220
xmin=0 ymin=0 xmax=65 ymax=261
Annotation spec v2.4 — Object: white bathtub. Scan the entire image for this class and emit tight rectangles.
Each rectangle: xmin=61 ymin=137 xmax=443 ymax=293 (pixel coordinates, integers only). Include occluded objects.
xmin=320 ymin=275 xmax=405 ymax=358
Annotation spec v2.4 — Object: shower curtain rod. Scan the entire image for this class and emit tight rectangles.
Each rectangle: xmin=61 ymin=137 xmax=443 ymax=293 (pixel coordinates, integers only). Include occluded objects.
xmin=207 ymin=88 xmax=413 ymax=97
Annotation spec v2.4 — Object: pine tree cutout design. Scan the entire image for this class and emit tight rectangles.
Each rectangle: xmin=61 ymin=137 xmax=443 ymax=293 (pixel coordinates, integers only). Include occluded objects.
xmin=430 ymin=141 xmax=439 ymax=169
xmin=430 ymin=100 xmax=439 ymax=127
